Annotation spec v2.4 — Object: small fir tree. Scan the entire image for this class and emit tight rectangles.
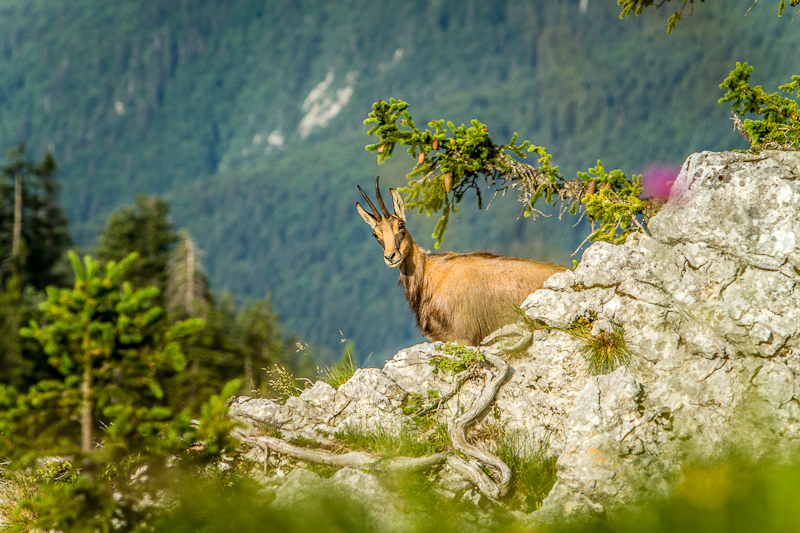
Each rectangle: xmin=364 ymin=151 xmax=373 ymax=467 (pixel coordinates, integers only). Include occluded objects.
xmin=17 ymin=251 xmax=201 ymax=455
xmin=95 ymin=195 xmax=178 ymax=296
xmin=0 ymin=252 xmax=239 ymax=532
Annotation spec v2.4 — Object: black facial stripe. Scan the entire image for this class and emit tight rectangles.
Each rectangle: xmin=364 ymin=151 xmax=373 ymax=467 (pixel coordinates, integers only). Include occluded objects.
xmin=394 ymin=231 xmax=403 ymax=250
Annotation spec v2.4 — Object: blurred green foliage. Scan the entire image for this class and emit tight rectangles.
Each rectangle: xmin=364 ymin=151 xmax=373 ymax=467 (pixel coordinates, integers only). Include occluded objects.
xmin=0 ymin=252 xmax=242 ymax=532
xmin=0 ymin=145 xmax=72 ymax=290
xmin=32 ymin=453 xmax=798 ymax=532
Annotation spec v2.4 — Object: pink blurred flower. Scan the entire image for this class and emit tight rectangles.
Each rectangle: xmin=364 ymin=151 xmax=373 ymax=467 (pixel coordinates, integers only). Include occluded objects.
xmin=641 ymin=164 xmax=680 ymax=200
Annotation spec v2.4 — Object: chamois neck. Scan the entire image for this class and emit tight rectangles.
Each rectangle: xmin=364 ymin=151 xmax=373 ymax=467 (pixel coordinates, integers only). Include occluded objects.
xmin=399 ymin=237 xmax=426 ymax=316
xmin=399 ymin=236 xmax=425 ymax=278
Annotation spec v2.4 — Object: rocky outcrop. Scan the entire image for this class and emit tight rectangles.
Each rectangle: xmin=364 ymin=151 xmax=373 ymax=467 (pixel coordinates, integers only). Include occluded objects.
xmin=228 ymin=151 xmax=800 ymax=524
xmin=528 ymin=150 xmax=800 ymax=519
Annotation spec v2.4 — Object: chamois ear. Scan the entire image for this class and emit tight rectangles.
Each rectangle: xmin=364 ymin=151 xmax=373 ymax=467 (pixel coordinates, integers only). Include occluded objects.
xmin=356 ymin=202 xmax=379 ymax=229
xmin=390 ymin=189 xmax=405 ymax=221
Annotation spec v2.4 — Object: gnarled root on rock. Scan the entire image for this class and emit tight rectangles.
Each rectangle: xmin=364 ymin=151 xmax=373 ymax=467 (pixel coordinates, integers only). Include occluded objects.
xmin=232 ymin=429 xmax=448 ymax=472
xmin=230 ymin=350 xmax=513 ymax=499
xmin=448 ymin=352 xmax=512 ymax=497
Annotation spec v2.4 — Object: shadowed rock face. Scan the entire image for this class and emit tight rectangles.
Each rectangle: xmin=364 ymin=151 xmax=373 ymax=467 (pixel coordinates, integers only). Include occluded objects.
xmin=228 ymin=151 xmax=800 ymax=525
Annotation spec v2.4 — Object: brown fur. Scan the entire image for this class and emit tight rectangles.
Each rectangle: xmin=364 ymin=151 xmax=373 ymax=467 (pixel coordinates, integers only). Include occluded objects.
xmin=357 ymin=178 xmax=567 ymax=346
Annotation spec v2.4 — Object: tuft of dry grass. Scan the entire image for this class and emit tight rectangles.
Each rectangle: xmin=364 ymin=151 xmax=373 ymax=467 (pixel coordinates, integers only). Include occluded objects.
xmin=0 ymin=464 xmax=41 ymax=531
xmin=570 ymin=321 xmax=633 ymax=376
xmin=266 ymin=364 xmax=312 ymax=403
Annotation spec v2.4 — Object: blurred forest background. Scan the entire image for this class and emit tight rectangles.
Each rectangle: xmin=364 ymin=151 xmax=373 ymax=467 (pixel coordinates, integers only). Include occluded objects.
xmin=1 ymin=0 xmax=798 ymax=373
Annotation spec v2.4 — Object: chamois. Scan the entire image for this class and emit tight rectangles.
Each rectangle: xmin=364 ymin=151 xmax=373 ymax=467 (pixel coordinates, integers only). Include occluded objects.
xmin=356 ymin=177 xmax=568 ymax=346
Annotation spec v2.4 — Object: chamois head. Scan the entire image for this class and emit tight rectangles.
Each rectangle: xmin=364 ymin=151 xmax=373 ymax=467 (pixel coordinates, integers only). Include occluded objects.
xmin=356 ymin=177 xmax=413 ymax=268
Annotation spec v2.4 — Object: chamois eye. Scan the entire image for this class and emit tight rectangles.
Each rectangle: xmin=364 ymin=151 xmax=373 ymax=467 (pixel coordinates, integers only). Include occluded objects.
xmin=373 ymin=233 xmax=379 ymax=240
xmin=398 ymin=222 xmax=405 ymax=230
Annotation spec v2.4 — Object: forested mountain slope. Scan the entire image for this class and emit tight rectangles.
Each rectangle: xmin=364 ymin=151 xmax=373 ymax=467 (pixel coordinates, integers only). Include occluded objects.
xmin=1 ymin=0 xmax=796 ymax=361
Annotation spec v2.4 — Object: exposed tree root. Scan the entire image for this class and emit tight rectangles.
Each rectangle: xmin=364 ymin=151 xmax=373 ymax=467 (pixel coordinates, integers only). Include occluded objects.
xmin=446 ymin=455 xmax=500 ymax=500
xmin=230 ymin=350 xmax=512 ymax=499
xmin=232 ymin=429 xmax=447 ymax=472
xmin=448 ymin=352 xmax=512 ymax=497
xmin=411 ymin=369 xmax=471 ymax=418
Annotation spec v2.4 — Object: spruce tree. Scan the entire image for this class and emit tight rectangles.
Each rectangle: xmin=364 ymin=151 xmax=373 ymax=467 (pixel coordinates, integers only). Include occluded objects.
xmin=16 ymin=251 xmax=200 ymax=454
xmin=0 ymin=146 xmax=71 ymax=389
xmin=95 ymin=194 xmax=178 ymax=296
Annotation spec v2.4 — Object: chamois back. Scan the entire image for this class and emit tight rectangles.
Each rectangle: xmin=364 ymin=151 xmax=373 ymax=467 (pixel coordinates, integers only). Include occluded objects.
xmin=405 ymin=250 xmax=567 ymax=345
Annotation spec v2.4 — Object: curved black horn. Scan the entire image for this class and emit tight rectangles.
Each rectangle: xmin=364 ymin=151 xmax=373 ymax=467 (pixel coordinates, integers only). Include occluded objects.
xmin=358 ymin=184 xmax=380 ymax=218
xmin=374 ymin=176 xmax=390 ymax=217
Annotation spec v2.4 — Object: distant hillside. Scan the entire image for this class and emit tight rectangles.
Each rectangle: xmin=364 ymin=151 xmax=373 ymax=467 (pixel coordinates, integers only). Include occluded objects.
xmin=1 ymin=0 xmax=797 ymax=362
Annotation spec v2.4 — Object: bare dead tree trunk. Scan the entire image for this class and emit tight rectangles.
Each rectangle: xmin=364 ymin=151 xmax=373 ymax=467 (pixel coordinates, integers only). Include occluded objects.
xmin=230 ymin=350 xmax=512 ymax=499
xmin=244 ymin=353 xmax=253 ymax=392
xmin=81 ymin=361 xmax=93 ymax=453
xmin=579 ymin=0 xmax=588 ymax=13
xmin=11 ymin=174 xmax=22 ymax=266
xmin=186 ymin=235 xmax=195 ymax=316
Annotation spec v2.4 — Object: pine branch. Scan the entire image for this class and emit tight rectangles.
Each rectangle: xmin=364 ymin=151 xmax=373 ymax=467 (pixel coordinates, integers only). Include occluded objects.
xmin=364 ymin=98 xmax=652 ymax=250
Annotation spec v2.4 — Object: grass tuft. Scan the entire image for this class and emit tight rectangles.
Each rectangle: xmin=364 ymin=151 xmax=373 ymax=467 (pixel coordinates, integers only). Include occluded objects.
xmin=334 ymin=423 xmax=445 ymax=458
xmin=570 ymin=321 xmax=633 ymax=376
xmin=321 ymin=345 xmax=358 ymax=389
xmin=489 ymin=427 xmax=557 ymax=511
xmin=260 ymin=421 xmax=284 ymax=439
xmin=288 ymin=435 xmax=324 ymax=448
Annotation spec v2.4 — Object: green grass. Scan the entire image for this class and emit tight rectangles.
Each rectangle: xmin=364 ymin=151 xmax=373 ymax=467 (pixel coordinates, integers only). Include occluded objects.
xmin=260 ymin=421 xmax=284 ymax=439
xmin=334 ymin=423 xmax=446 ymax=458
xmin=287 ymin=436 xmax=324 ymax=449
xmin=490 ymin=428 xmax=557 ymax=511
xmin=320 ymin=346 xmax=358 ymax=390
